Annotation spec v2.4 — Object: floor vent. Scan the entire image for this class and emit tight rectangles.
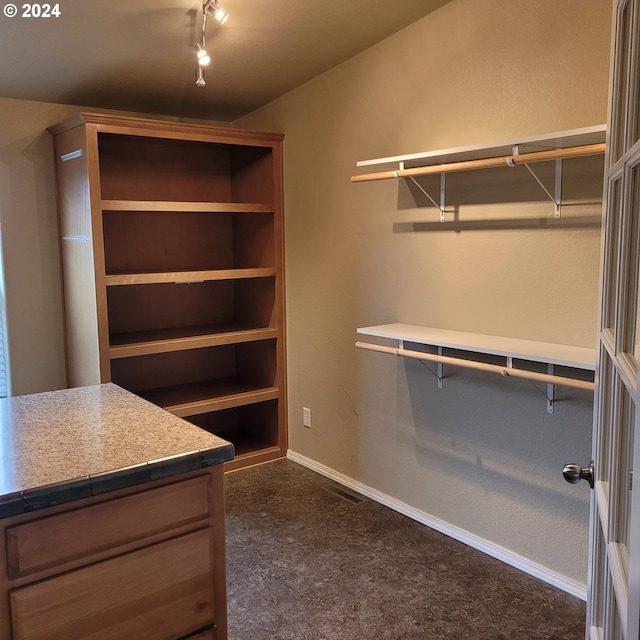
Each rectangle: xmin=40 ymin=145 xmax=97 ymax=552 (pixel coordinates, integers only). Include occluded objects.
xmin=323 ymin=484 xmax=364 ymax=504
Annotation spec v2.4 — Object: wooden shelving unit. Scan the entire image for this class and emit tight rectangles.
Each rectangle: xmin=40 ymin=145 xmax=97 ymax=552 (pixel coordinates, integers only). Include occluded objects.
xmin=48 ymin=113 xmax=287 ymax=471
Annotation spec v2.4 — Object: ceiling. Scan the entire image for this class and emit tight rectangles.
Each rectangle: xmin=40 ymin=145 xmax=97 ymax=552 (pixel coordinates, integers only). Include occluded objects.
xmin=0 ymin=0 xmax=451 ymax=122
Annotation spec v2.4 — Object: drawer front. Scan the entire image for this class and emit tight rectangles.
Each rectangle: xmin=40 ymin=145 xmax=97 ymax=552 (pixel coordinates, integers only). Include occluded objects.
xmin=10 ymin=528 xmax=214 ymax=640
xmin=7 ymin=475 xmax=211 ymax=578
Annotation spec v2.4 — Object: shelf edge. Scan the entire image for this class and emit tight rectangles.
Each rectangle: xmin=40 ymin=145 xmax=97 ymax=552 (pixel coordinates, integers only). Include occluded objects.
xmin=355 ymin=124 xmax=607 ymax=169
xmin=105 ymin=268 xmax=277 ymax=286
xmin=109 ymin=328 xmax=280 ymax=359
xmin=165 ymin=388 xmax=281 ymax=417
xmin=102 ymin=200 xmax=274 ymax=213
xmin=357 ymin=323 xmax=596 ymax=370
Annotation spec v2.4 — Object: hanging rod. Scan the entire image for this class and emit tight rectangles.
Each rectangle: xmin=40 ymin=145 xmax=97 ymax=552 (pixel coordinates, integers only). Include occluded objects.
xmin=355 ymin=341 xmax=595 ymax=391
xmin=350 ymin=143 xmax=605 ymax=183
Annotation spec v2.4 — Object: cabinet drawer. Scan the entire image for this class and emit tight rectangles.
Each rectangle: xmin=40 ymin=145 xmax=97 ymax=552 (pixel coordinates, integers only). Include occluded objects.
xmin=7 ymin=475 xmax=211 ymax=578
xmin=10 ymin=528 xmax=214 ymax=640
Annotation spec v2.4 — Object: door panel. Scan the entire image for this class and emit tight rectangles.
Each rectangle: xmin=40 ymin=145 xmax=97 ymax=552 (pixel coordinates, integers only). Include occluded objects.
xmin=589 ymin=1 xmax=640 ymax=638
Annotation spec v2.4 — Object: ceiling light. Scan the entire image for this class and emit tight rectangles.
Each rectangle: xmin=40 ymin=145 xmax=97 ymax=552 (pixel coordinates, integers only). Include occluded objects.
xmin=204 ymin=0 xmax=229 ymax=25
xmin=211 ymin=6 xmax=229 ymax=25
xmin=194 ymin=0 xmax=229 ymax=87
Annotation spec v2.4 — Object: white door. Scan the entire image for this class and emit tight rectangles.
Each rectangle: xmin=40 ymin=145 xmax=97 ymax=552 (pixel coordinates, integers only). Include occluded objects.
xmin=570 ymin=1 xmax=640 ymax=637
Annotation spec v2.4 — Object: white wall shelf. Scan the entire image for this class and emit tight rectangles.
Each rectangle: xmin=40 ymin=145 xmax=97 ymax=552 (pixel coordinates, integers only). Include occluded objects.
xmin=356 ymin=324 xmax=596 ymax=413
xmin=351 ymin=125 xmax=606 ymax=221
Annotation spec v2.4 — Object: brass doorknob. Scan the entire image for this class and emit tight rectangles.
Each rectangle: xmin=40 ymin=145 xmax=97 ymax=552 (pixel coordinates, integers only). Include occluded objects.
xmin=562 ymin=461 xmax=594 ymax=489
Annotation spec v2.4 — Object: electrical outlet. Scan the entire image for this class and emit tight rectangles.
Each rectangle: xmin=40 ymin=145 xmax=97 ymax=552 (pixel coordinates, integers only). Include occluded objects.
xmin=303 ymin=407 xmax=312 ymax=428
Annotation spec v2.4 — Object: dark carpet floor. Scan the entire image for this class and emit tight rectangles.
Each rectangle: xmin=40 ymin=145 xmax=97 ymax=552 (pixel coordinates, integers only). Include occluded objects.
xmin=225 ymin=459 xmax=586 ymax=640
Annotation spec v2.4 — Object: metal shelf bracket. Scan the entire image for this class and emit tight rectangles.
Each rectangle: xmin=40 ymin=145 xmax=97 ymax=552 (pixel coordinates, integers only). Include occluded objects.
xmin=407 ymin=170 xmax=447 ymax=222
xmin=547 ymin=364 xmax=555 ymax=413
xmin=402 ymin=340 xmax=445 ymax=387
xmin=506 ymin=354 xmax=556 ymax=412
xmin=511 ymin=145 xmax=562 ymax=218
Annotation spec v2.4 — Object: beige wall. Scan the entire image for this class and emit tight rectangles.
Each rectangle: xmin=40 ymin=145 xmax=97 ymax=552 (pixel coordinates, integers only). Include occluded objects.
xmin=0 ymin=98 xmax=81 ymax=395
xmin=236 ymin=0 xmax=612 ymax=585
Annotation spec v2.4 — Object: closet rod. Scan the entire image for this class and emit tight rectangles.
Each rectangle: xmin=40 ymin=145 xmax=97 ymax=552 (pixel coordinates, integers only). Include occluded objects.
xmin=350 ymin=142 xmax=605 ymax=183
xmin=355 ymin=341 xmax=595 ymax=391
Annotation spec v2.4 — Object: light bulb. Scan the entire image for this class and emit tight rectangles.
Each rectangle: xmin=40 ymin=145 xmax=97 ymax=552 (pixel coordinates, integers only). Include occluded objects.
xmin=195 ymin=44 xmax=211 ymax=66
xmin=214 ymin=8 xmax=229 ymax=24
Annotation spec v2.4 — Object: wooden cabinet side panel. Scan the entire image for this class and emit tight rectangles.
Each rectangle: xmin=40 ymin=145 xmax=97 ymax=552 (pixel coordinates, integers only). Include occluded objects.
xmin=209 ymin=465 xmax=228 ymax=640
xmin=0 ymin=512 xmax=10 ymax=640
xmin=52 ymin=126 xmax=102 ymax=386
xmin=10 ymin=528 xmax=215 ymax=640
xmin=86 ymin=126 xmax=112 ymax=383
xmin=272 ymin=140 xmax=288 ymax=456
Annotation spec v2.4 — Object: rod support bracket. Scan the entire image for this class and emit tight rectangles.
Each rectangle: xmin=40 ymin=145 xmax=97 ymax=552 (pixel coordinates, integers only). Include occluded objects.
xmin=407 ymin=175 xmax=447 ymax=221
xmin=547 ymin=364 xmax=555 ymax=413
xmin=513 ymin=144 xmax=563 ymax=218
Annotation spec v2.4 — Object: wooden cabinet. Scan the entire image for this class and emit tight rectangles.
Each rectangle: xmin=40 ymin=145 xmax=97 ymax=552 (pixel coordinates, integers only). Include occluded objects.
xmin=0 ymin=468 xmax=227 ymax=640
xmin=48 ymin=113 xmax=287 ymax=471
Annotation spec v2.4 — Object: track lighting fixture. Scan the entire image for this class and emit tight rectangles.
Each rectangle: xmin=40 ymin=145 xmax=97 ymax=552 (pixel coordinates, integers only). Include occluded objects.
xmin=194 ymin=1 xmax=229 ymax=87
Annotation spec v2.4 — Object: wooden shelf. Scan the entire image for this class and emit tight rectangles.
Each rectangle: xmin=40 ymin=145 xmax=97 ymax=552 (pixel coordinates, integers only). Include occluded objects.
xmin=139 ymin=379 xmax=280 ymax=417
xmin=105 ymin=268 xmax=277 ymax=286
xmin=225 ymin=444 xmax=283 ymax=472
xmin=224 ymin=431 xmax=279 ymax=457
xmin=109 ymin=326 xmax=279 ymax=358
xmin=102 ymin=200 xmax=274 ymax=213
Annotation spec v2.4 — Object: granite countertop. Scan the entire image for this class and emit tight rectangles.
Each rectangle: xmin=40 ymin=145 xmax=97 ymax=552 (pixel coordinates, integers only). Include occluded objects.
xmin=0 ymin=383 xmax=234 ymax=519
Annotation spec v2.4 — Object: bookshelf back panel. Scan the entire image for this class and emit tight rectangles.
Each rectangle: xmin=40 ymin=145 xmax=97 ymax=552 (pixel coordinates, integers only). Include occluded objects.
xmin=230 ymin=146 xmax=275 ymax=204
xmin=107 ymin=278 xmax=277 ymax=336
xmin=98 ymin=134 xmax=274 ymax=203
xmin=110 ymin=340 xmax=277 ymax=392
xmin=102 ymin=211 xmax=275 ymax=273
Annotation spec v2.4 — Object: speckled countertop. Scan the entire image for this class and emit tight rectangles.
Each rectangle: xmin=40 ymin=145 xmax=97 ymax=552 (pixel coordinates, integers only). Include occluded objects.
xmin=0 ymin=383 xmax=234 ymax=519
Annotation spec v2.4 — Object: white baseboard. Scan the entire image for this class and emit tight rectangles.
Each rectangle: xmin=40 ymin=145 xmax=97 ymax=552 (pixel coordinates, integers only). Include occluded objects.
xmin=287 ymin=449 xmax=587 ymax=601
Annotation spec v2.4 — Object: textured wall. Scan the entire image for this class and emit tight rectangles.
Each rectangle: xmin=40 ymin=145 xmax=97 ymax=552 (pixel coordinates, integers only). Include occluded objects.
xmin=0 ymin=97 xmax=80 ymax=395
xmin=236 ymin=0 xmax=613 ymax=584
